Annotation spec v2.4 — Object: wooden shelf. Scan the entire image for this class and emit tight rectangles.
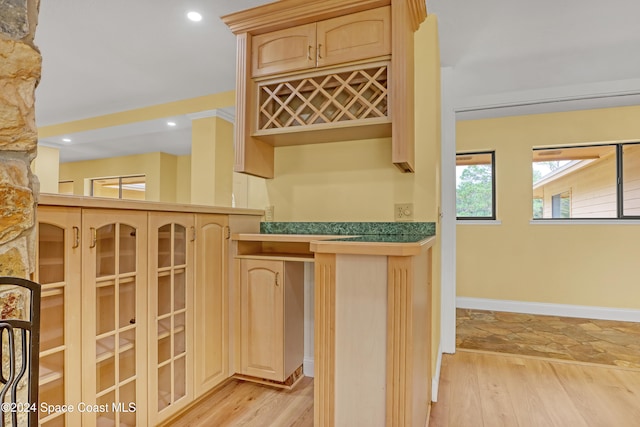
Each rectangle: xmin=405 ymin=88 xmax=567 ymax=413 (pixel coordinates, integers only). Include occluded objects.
xmin=96 ymin=335 xmax=135 ymax=363
xmin=39 ymin=366 xmax=64 ymax=386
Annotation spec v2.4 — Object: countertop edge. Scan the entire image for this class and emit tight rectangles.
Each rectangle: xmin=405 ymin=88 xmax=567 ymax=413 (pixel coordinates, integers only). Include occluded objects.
xmin=310 ymin=235 xmax=436 ymax=256
xmin=38 ymin=193 xmax=265 ymax=216
xmin=232 ymin=233 xmax=357 ymax=242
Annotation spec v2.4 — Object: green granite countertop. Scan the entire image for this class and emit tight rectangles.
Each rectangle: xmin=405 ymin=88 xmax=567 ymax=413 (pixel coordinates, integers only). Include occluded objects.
xmin=260 ymin=222 xmax=435 ymax=243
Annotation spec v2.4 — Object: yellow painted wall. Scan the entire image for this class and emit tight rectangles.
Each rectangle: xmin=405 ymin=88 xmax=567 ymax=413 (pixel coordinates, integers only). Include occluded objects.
xmin=457 ymin=105 xmax=640 ymax=309
xmin=175 ymin=155 xmax=192 ymax=204
xmin=267 ymin=15 xmax=442 ymax=378
xmin=190 ymin=116 xmax=234 ymax=206
xmin=33 ymin=145 xmax=60 ymax=193
xmin=59 ymin=152 xmax=179 ymax=202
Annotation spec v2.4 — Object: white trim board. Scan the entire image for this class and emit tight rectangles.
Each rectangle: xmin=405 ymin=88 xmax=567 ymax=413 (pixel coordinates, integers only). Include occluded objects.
xmin=431 ymin=344 xmax=443 ymax=403
xmin=457 ymin=297 xmax=640 ymax=323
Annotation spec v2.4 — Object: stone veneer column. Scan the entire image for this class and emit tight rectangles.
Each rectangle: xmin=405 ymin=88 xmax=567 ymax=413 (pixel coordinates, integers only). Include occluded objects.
xmin=0 ymin=0 xmax=41 ymax=278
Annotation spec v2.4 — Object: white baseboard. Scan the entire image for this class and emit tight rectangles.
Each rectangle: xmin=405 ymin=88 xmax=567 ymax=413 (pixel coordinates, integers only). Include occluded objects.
xmin=457 ymin=297 xmax=640 ymax=323
xmin=431 ymin=344 xmax=442 ymax=403
xmin=303 ymin=358 xmax=314 ymax=378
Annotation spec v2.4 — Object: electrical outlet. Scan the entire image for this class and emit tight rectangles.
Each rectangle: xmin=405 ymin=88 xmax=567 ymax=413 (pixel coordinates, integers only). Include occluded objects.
xmin=394 ymin=203 xmax=414 ymax=221
xmin=265 ymin=205 xmax=275 ymax=222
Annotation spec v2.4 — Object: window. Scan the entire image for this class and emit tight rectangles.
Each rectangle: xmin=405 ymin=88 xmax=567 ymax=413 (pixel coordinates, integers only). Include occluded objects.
xmin=91 ymin=175 xmax=146 ymax=200
xmin=532 ymin=142 xmax=640 ymax=219
xmin=456 ymin=151 xmax=496 ymax=220
xmin=623 ymin=144 xmax=640 ymax=216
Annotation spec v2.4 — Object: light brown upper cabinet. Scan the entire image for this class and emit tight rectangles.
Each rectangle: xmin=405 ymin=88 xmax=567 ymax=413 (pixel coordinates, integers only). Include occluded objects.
xmin=223 ymin=0 xmax=427 ymax=179
xmin=252 ymin=7 xmax=391 ymax=77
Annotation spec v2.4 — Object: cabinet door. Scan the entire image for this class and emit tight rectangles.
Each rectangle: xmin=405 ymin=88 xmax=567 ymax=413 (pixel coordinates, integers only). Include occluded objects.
xmin=251 ymin=23 xmax=316 ymax=77
xmin=316 ymin=6 xmax=391 ymax=68
xmin=148 ymin=213 xmax=194 ymax=424
xmin=193 ymin=214 xmax=229 ymax=397
xmin=34 ymin=206 xmax=82 ymax=427
xmin=240 ymin=259 xmax=284 ymax=381
xmin=81 ymin=210 xmax=148 ymax=427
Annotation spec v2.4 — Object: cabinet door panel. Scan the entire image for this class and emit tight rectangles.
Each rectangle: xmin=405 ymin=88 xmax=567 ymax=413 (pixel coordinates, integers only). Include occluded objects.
xmin=194 ymin=214 xmax=229 ymax=396
xmin=82 ymin=209 xmax=148 ymax=427
xmin=240 ymin=259 xmax=284 ymax=381
xmin=35 ymin=207 xmax=82 ymax=427
xmin=316 ymin=7 xmax=391 ymax=68
xmin=252 ymin=23 xmax=316 ymax=77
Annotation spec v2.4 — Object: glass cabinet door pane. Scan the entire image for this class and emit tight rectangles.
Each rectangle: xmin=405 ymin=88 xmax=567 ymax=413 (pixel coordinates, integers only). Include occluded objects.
xmin=96 ymin=354 xmax=116 ymax=393
xmin=38 ymin=223 xmax=65 ymax=284
xmin=119 ymin=381 xmax=137 ymax=426
xmin=96 ymin=225 xmax=115 ymax=277
xmin=174 ymin=224 xmax=186 ymax=266
xmin=158 ymin=275 xmax=171 ymax=316
xmin=97 ymin=391 xmax=116 ymax=425
xmin=174 ymin=312 xmax=186 ymax=356
xmin=174 ymin=356 xmax=186 ymax=400
xmin=174 ymin=270 xmax=186 ymax=311
xmin=96 ymin=284 xmax=115 ymax=335
xmin=40 ymin=290 xmax=64 ymax=351
xmin=119 ymin=346 xmax=136 ymax=382
xmin=158 ymin=364 xmax=171 ymax=411
xmin=119 ymin=278 xmax=136 ymax=328
xmin=158 ymin=224 xmax=172 ymax=268
xmin=119 ymin=224 xmax=137 ymax=274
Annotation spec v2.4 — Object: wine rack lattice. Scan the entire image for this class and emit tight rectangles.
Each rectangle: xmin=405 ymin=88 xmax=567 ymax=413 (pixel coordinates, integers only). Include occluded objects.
xmin=257 ymin=65 xmax=389 ymax=131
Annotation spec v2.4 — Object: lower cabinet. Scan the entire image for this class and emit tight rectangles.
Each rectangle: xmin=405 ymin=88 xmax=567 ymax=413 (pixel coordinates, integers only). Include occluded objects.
xmin=239 ymin=259 xmax=304 ymax=382
xmin=35 ymin=204 xmax=247 ymax=425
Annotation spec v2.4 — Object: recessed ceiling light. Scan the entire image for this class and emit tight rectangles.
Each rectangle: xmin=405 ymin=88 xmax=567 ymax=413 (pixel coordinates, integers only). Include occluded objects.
xmin=167 ymin=121 xmax=177 ymax=127
xmin=62 ymin=138 xmax=71 ymax=142
xmin=187 ymin=11 xmax=202 ymax=22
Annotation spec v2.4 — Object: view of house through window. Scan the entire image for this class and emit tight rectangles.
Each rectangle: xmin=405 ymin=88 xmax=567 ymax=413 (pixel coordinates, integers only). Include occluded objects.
xmin=532 ymin=143 xmax=640 ymax=219
xmin=91 ymin=175 xmax=146 ymax=200
xmin=456 ymin=151 xmax=495 ymax=219
xmin=623 ymin=144 xmax=640 ymax=216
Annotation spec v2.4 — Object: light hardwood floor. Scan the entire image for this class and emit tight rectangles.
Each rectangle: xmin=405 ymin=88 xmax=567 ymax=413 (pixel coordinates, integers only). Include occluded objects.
xmin=165 ymin=350 xmax=640 ymax=426
xmin=164 ymin=377 xmax=314 ymax=426
xmin=429 ymin=349 xmax=640 ymax=427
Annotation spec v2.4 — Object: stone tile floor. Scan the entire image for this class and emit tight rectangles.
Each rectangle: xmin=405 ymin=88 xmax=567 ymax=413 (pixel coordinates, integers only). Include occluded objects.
xmin=456 ymin=308 xmax=640 ymax=369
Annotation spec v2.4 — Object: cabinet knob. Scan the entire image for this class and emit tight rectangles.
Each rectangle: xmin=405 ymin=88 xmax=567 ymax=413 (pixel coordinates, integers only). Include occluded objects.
xmin=129 ymin=318 xmax=136 ymax=324
xmin=307 ymin=45 xmax=313 ymax=61
xmin=275 ymin=272 xmax=280 ymax=286
xmin=317 ymin=43 xmax=322 ymax=60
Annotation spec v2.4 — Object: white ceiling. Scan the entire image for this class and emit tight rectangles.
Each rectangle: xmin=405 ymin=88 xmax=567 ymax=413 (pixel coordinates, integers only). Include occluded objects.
xmin=35 ymin=0 xmax=640 ymax=163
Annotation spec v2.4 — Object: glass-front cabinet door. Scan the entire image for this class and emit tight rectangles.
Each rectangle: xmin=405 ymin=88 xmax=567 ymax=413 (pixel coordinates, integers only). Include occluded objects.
xmin=81 ymin=210 xmax=148 ymax=427
xmin=34 ymin=207 xmax=82 ymax=427
xmin=147 ymin=213 xmax=194 ymax=425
